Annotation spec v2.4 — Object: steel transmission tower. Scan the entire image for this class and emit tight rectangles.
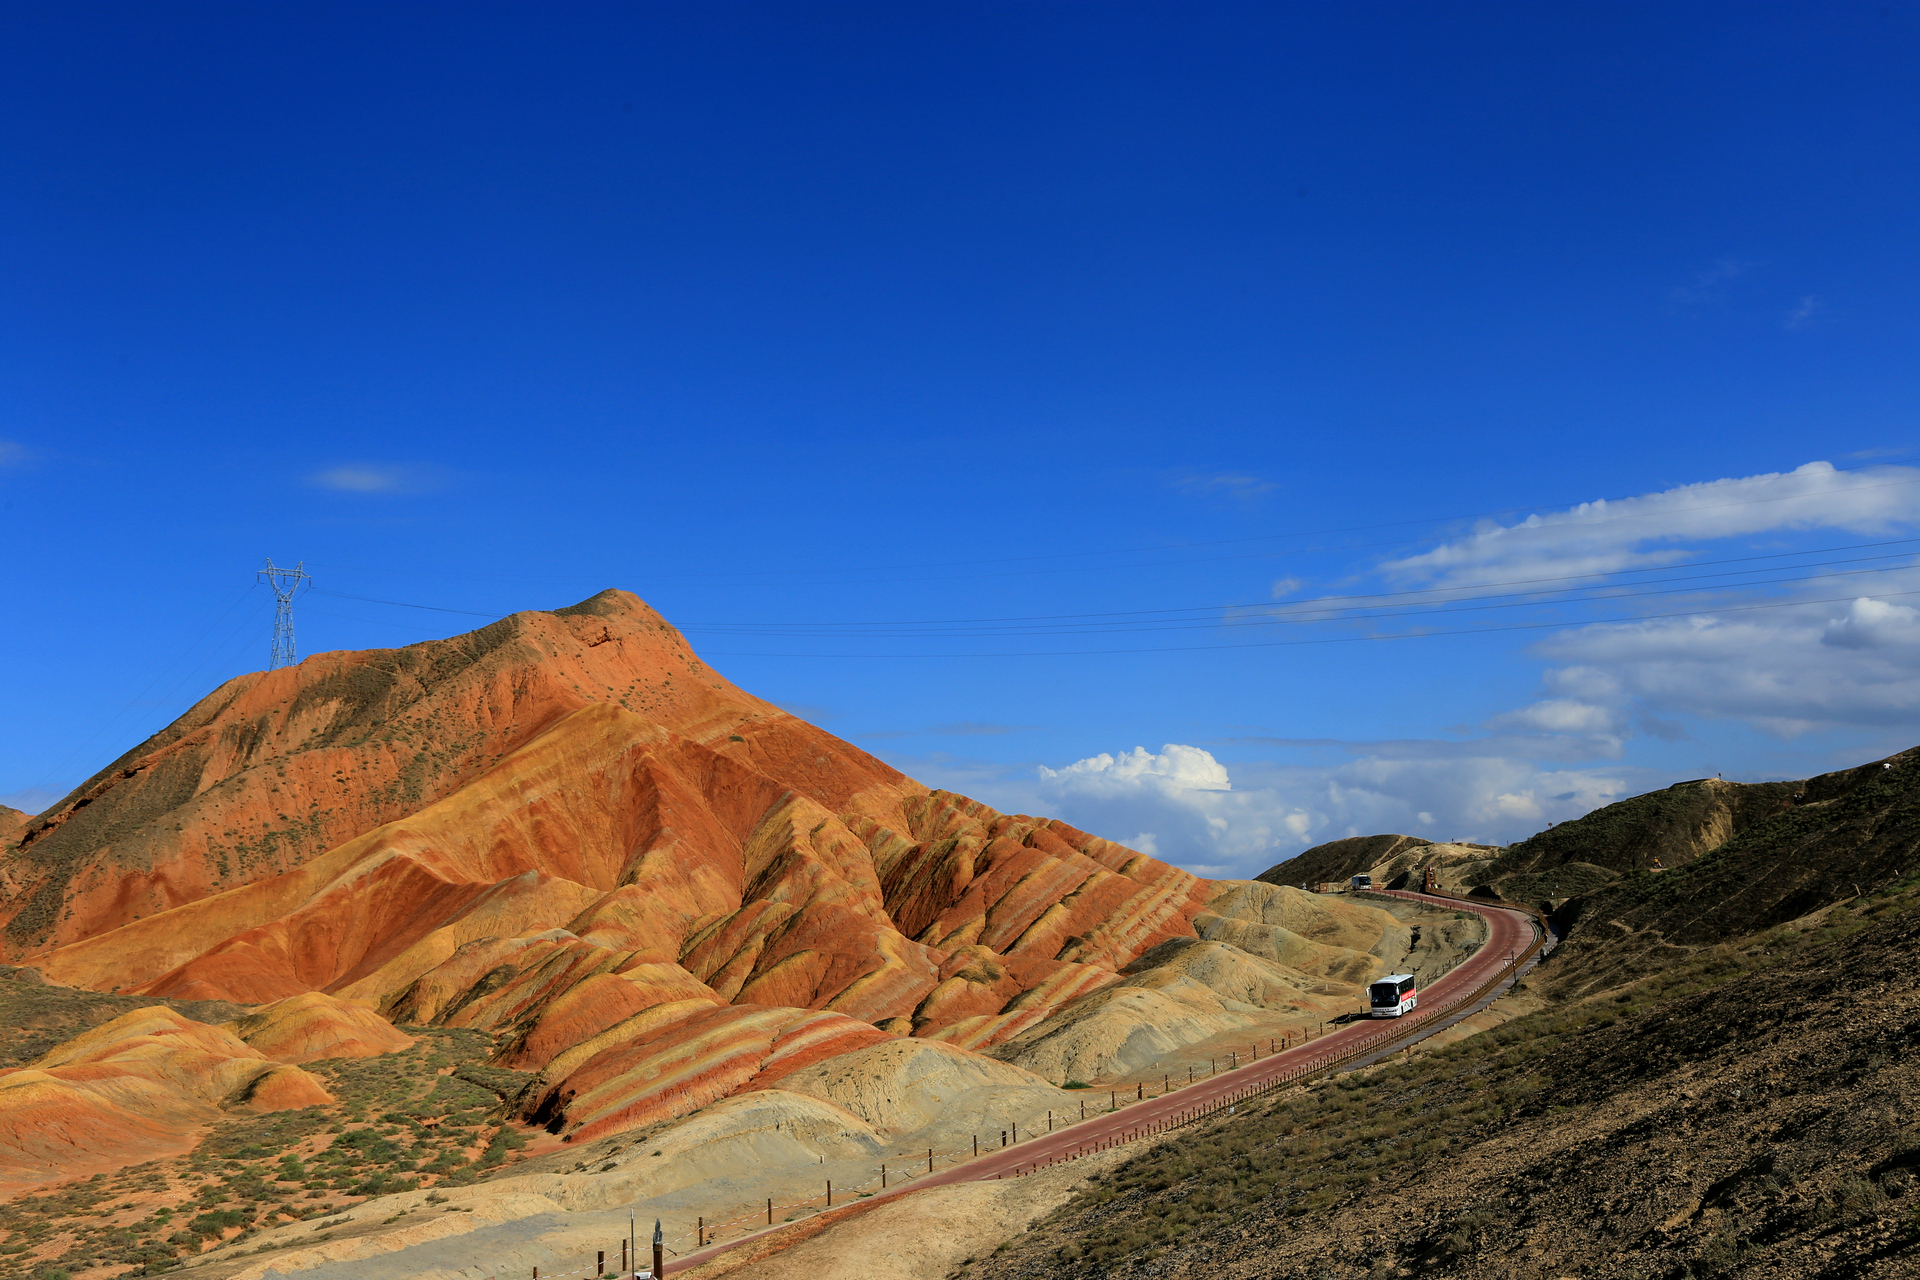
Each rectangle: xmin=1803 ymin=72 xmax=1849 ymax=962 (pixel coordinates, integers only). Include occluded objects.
xmin=258 ymin=558 xmax=312 ymax=669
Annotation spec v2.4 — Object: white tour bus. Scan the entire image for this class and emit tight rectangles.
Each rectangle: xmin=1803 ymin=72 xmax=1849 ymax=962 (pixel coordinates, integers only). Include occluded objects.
xmin=1368 ymin=973 xmax=1418 ymax=1018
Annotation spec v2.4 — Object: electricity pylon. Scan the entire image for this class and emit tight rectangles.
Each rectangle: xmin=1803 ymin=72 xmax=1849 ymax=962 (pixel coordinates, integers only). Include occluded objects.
xmin=258 ymin=558 xmax=312 ymax=669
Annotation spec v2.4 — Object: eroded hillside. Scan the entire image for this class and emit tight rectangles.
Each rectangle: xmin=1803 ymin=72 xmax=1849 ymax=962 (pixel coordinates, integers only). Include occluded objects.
xmin=0 ymin=591 xmax=1487 ymax=1279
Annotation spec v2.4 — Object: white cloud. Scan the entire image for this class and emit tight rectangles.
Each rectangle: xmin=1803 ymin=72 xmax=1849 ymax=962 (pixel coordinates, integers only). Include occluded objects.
xmin=1040 ymin=744 xmax=1231 ymax=792
xmin=1668 ymin=257 xmax=1753 ymax=307
xmin=1536 ymin=591 xmax=1920 ymax=737
xmin=1822 ymin=597 xmax=1920 ymax=650
xmin=1268 ymin=753 xmax=1634 ymax=846
xmin=1785 ymin=296 xmax=1822 ymax=330
xmin=310 ymin=463 xmax=447 ymax=494
xmin=1485 ymin=698 xmax=1622 ymax=739
xmin=1343 ymin=462 xmax=1920 ymax=742
xmin=1379 ymin=462 xmax=1920 ymax=591
xmin=1026 ymin=743 xmax=1635 ymax=879
xmin=1175 ymin=472 xmax=1277 ymax=501
xmin=1035 ymin=744 xmax=1309 ymax=874
xmin=882 ymin=463 xmax=1920 ymax=878
xmin=314 ymin=464 xmax=405 ymax=492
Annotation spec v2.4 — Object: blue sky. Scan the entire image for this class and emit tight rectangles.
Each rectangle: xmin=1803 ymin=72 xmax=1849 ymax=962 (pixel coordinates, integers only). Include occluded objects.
xmin=5 ymin=2 xmax=1920 ymax=876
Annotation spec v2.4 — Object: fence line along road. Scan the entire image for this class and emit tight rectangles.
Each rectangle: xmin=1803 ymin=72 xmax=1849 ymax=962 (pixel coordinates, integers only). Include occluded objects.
xmin=508 ymin=890 xmax=1547 ymax=1279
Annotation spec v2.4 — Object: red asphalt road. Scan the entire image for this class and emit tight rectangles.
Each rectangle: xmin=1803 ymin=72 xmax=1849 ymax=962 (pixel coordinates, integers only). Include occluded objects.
xmin=663 ymin=891 xmax=1537 ymax=1274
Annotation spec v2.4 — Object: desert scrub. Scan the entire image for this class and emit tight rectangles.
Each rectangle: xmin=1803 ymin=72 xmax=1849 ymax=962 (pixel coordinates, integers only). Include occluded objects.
xmin=0 ymin=1026 xmax=539 ymax=1280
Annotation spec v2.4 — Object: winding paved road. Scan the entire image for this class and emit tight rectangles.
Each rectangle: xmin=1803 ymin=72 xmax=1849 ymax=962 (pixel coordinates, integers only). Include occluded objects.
xmin=661 ymin=890 xmax=1543 ymax=1275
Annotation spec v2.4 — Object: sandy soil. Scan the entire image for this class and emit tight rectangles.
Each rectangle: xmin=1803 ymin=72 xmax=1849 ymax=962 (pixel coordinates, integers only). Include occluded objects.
xmin=684 ymin=1142 xmax=1156 ymax=1280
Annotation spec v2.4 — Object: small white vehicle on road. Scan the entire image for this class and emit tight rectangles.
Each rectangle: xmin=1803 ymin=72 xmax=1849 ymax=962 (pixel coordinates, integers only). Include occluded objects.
xmin=1368 ymin=973 xmax=1417 ymax=1017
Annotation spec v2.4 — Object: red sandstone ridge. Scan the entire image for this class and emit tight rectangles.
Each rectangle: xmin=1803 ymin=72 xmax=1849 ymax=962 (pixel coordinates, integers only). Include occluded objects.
xmin=1 ymin=589 xmax=897 ymax=958
xmin=2 ymin=590 xmax=1404 ymax=1154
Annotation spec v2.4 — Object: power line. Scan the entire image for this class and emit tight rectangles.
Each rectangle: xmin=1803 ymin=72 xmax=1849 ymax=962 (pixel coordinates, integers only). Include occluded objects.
xmin=678 ymin=540 xmax=1920 ymax=634
xmin=303 ymin=466 xmax=1920 ymax=589
xmin=31 ymin=588 xmax=269 ymax=794
xmin=308 ymin=535 xmax=1920 ymax=639
xmin=296 ymin=557 xmax=1920 ymax=655
xmin=311 ymin=590 xmax=498 ymax=618
xmin=692 ymin=588 xmax=1920 ymax=659
xmin=681 ymin=560 xmax=1919 ymax=639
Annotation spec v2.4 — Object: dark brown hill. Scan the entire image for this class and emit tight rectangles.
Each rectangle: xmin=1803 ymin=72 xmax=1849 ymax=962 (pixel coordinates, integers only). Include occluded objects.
xmin=968 ymin=853 xmax=1920 ymax=1280
xmin=1475 ymin=773 xmax=1802 ymax=891
xmin=1542 ymin=746 xmax=1920 ymax=999
xmin=1255 ymin=833 xmax=1431 ymax=889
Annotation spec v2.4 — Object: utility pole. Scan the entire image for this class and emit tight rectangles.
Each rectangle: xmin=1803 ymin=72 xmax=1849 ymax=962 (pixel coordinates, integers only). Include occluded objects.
xmin=257 ymin=558 xmax=311 ymax=669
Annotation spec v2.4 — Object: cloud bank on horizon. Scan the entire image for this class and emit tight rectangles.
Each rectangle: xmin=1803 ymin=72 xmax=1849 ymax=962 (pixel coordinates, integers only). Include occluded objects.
xmin=1031 ymin=742 xmax=1630 ymax=879
xmin=936 ymin=460 xmax=1920 ymax=878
